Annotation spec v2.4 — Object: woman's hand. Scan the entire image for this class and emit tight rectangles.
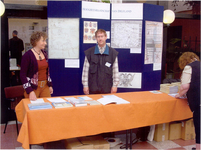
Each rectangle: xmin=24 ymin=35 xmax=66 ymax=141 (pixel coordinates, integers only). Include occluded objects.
xmin=29 ymin=91 xmax=37 ymax=101
xmin=175 ymin=93 xmax=181 ymax=99
xmin=49 ymin=87 xmax=53 ymax=94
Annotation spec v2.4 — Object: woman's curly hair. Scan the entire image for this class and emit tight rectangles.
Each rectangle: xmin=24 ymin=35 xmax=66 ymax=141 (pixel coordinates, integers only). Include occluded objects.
xmin=30 ymin=31 xmax=47 ymax=47
xmin=178 ymin=52 xmax=200 ymax=70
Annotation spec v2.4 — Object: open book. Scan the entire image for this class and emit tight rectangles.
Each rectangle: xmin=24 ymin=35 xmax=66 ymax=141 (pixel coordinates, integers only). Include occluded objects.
xmin=97 ymin=95 xmax=130 ymax=105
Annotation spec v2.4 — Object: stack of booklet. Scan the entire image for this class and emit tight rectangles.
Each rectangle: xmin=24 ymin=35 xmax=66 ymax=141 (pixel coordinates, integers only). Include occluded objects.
xmin=52 ymin=102 xmax=73 ymax=108
xmin=65 ymin=97 xmax=88 ymax=107
xmin=28 ymin=102 xmax=52 ymax=110
xmin=47 ymin=97 xmax=74 ymax=108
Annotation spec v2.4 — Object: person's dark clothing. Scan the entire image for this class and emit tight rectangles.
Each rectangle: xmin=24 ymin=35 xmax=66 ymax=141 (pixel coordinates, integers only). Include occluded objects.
xmin=20 ymin=50 xmax=52 ymax=94
xmin=9 ymin=36 xmax=24 ymax=65
xmin=193 ymin=106 xmax=200 ymax=144
xmin=186 ymin=61 xmax=200 ymax=144
xmin=84 ymin=45 xmax=118 ymax=94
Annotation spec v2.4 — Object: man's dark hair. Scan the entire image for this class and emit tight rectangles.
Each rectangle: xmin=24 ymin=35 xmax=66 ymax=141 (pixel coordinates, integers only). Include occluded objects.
xmin=13 ymin=30 xmax=18 ymax=36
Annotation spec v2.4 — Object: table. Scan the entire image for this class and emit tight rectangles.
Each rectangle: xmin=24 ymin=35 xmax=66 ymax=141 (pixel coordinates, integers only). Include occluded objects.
xmin=15 ymin=91 xmax=193 ymax=149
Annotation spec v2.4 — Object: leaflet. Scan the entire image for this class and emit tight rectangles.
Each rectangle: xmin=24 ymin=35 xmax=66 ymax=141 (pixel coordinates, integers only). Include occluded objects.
xmin=47 ymin=97 xmax=67 ymax=103
xmin=30 ymin=98 xmax=45 ymax=104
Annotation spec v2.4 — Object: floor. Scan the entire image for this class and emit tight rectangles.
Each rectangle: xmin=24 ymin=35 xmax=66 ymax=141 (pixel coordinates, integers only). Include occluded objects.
xmin=1 ymin=122 xmax=196 ymax=149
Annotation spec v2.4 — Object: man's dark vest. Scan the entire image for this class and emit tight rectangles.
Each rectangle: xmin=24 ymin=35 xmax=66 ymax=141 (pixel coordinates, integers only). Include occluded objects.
xmin=186 ymin=61 xmax=200 ymax=112
xmin=84 ymin=46 xmax=118 ymax=94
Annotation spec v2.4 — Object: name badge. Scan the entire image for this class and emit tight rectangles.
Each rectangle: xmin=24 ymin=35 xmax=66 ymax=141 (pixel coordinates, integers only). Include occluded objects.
xmin=105 ymin=62 xmax=111 ymax=67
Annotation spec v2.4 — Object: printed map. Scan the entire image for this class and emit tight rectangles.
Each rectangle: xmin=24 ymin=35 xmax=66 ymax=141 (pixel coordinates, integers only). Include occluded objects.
xmin=111 ymin=20 xmax=142 ymax=49
xmin=48 ymin=18 xmax=79 ymax=59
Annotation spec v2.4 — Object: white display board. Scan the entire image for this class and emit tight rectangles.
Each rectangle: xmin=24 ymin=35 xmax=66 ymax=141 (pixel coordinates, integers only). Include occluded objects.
xmin=118 ymin=72 xmax=142 ymax=89
xmin=112 ymin=3 xmax=143 ymax=20
xmin=48 ymin=18 xmax=79 ymax=59
xmin=82 ymin=1 xmax=110 ymax=20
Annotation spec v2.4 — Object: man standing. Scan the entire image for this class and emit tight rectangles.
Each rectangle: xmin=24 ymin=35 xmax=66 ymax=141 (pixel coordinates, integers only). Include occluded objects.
xmin=82 ymin=29 xmax=119 ymax=94
xmin=9 ymin=30 xmax=24 ymax=66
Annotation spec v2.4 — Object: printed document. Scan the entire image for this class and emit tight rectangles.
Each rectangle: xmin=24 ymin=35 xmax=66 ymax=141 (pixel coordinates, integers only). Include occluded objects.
xmin=47 ymin=98 xmax=67 ymax=103
xmin=30 ymin=98 xmax=45 ymax=104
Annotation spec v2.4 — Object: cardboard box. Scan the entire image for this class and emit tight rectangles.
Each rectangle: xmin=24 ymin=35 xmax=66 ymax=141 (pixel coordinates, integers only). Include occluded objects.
xmin=181 ymin=119 xmax=195 ymax=140
xmin=154 ymin=123 xmax=169 ymax=142
xmin=160 ymin=84 xmax=179 ymax=94
xmin=79 ymin=135 xmax=110 ymax=149
xmin=65 ymin=135 xmax=110 ymax=149
xmin=65 ymin=138 xmax=93 ymax=149
xmin=169 ymin=122 xmax=182 ymax=140
xmin=171 ymin=82 xmax=181 ymax=91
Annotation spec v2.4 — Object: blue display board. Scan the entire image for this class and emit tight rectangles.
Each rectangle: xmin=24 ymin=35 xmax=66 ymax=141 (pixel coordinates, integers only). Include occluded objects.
xmin=48 ymin=1 xmax=164 ymax=96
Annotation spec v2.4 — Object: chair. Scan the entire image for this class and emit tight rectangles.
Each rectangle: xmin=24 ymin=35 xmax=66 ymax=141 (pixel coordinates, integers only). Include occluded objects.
xmin=3 ymin=85 xmax=24 ymax=135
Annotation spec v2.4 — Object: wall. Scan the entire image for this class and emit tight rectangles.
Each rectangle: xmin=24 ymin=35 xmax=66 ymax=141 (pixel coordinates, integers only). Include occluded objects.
xmin=170 ymin=19 xmax=200 ymax=51
xmin=8 ymin=18 xmax=47 ymax=55
xmin=1 ymin=7 xmax=47 ymax=124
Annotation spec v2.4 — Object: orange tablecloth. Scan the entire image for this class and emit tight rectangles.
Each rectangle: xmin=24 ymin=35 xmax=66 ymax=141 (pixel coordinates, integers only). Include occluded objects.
xmin=15 ymin=91 xmax=192 ymax=149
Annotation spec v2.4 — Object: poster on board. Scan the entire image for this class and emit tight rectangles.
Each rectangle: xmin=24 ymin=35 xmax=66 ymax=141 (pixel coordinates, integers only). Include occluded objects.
xmin=111 ymin=20 xmax=142 ymax=53
xmin=144 ymin=21 xmax=163 ymax=71
xmin=48 ymin=18 xmax=79 ymax=59
xmin=83 ymin=21 xmax=97 ymax=44
xmin=118 ymin=72 xmax=142 ymax=89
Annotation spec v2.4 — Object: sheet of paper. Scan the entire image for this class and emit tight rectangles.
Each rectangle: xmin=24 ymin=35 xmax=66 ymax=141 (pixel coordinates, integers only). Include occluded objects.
xmin=30 ymin=98 xmax=45 ymax=104
xmin=65 ymin=97 xmax=79 ymax=101
xmin=65 ymin=59 xmax=80 ymax=68
xmin=150 ymin=90 xmax=162 ymax=94
xmin=47 ymin=98 xmax=67 ymax=103
xmin=97 ymin=97 xmax=117 ymax=105
xmin=168 ymin=93 xmax=187 ymax=99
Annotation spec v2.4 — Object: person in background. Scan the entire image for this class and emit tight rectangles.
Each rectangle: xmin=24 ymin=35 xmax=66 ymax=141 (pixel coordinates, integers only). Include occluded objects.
xmin=20 ymin=31 xmax=53 ymax=101
xmin=175 ymin=52 xmax=200 ymax=150
xmin=82 ymin=29 xmax=119 ymax=94
xmin=9 ymin=30 xmax=24 ymax=66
